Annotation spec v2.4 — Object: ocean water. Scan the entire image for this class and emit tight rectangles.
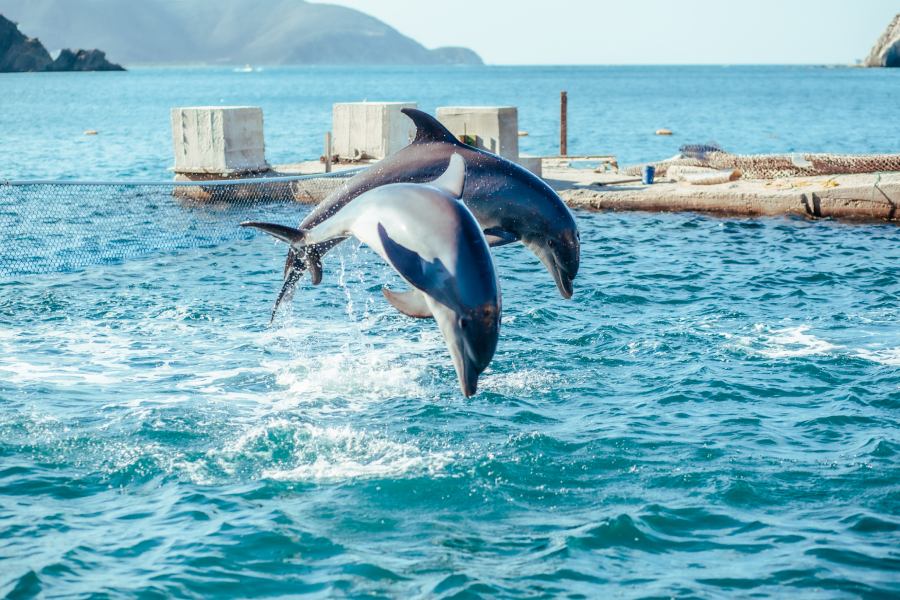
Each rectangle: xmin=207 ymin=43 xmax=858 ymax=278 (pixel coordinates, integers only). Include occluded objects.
xmin=1 ymin=66 xmax=900 ymax=598
xmin=1 ymin=65 xmax=899 ymax=179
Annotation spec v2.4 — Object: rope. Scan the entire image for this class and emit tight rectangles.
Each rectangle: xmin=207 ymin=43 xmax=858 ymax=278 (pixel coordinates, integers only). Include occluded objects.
xmin=625 ymin=153 xmax=900 ymax=180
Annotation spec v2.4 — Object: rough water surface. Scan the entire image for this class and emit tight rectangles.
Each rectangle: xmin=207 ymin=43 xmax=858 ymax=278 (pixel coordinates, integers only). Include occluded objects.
xmin=1 ymin=206 xmax=898 ymax=597
xmin=1 ymin=64 xmax=899 ymax=597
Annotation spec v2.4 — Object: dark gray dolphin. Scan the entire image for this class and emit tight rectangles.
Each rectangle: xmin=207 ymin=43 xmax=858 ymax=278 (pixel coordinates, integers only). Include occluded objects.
xmin=243 ymin=154 xmax=501 ymax=397
xmin=270 ymin=108 xmax=579 ymax=320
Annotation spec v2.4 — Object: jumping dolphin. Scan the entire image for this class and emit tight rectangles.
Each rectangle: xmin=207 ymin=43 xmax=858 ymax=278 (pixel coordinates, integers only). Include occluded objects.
xmin=270 ymin=108 xmax=579 ymax=321
xmin=242 ymin=154 xmax=501 ymax=397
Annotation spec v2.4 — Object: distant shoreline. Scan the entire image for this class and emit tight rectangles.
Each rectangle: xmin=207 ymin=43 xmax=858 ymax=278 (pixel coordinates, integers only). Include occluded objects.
xmin=2 ymin=63 xmax=872 ymax=70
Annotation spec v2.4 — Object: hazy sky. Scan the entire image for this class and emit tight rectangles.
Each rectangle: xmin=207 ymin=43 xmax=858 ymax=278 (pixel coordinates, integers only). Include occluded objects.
xmin=327 ymin=0 xmax=897 ymax=65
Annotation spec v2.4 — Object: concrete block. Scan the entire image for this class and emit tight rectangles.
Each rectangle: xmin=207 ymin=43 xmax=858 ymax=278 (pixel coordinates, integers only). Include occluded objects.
xmin=517 ymin=155 xmax=542 ymax=178
xmin=171 ymin=106 xmax=268 ymax=174
xmin=332 ymin=102 xmax=417 ymax=160
xmin=437 ymin=106 xmax=519 ymax=161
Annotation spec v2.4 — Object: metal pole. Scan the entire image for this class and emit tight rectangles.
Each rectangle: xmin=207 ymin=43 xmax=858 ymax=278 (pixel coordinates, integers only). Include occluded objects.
xmin=560 ymin=91 xmax=568 ymax=157
xmin=324 ymin=131 xmax=332 ymax=173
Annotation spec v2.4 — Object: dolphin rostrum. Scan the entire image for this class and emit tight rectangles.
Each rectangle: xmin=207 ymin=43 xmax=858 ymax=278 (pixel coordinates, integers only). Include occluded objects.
xmin=270 ymin=108 xmax=579 ymax=321
xmin=242 ymin=154 xmax=501 ymax=397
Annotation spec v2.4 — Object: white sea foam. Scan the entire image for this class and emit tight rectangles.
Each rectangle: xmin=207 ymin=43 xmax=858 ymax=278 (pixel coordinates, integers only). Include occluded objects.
xmin=2 ymin=287 xmax=456 ymax=486
xmin=727 ymin=324 xmax=838 ymax=359
xmin=213 ymin=419 xmax=453 ymax=482
xmin=855 ymin=347 xmax=900 ymax=366
xmin=480 ymin=368 xmax=561 ymax=394
xmin=0 ymin=359 xmax=118 ymax=385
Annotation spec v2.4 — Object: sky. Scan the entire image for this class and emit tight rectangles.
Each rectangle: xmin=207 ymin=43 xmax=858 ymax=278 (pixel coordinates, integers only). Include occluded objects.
xmin=326 ymin=0 xmax=898 ymax=65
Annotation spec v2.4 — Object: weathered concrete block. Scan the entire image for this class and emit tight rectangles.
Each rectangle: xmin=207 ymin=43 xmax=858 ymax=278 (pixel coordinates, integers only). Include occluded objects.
xmin=332 ymin=102 xmax=417 ymax=160
xmin=437 ymin=106 xmax=519 ymax=161
xmin=517 ymin=155 xmax=542 ymax=178
xmin=171 ymin=106 xmax=268 ymax=174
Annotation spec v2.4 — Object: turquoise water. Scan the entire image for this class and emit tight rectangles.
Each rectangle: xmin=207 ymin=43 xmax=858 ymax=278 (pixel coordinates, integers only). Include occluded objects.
xmin=2 ymin=67 xmax=900 ymax=597
xmin=1 ymin=65 xmax=899 ymax=179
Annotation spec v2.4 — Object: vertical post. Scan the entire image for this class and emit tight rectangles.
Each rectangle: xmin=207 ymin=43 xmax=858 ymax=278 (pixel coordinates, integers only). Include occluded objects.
xmin=324 ymin=131 xmax=332 ymax=173
xmin=560 ymin=91 xmax=568 ymax=157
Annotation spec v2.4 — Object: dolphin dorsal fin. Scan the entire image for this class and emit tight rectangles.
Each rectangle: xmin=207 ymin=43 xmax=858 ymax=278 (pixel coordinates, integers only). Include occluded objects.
xmin=402 ymin=108 xmax=462 ymax=145
xmin=429 ymin=153 xmax=466 ymax=198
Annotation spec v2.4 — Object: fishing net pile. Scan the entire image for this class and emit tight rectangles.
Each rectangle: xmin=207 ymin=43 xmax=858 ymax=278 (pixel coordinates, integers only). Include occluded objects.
xmin=626 ymin=145 xmax=900 ymax=181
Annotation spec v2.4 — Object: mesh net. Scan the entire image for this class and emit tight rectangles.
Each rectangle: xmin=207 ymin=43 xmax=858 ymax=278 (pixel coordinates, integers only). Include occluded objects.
xmin=625 ymin=153 xmax=900 ymax=179
xmin=0 ymin=170 xmax=361 ymax=278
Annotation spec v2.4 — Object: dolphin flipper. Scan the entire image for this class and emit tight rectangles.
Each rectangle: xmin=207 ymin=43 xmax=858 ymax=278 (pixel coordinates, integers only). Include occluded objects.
xmin=377 ymin=223 xmax=454 ymax=307
xmin=483 ymin=227 xmax=520 ymax=247
xmin=382 ymin=287 xmax=433 ymax=319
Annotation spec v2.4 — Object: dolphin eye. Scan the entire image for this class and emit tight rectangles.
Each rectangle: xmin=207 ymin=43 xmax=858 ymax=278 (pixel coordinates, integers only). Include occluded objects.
xmin=458 ymin=317 xmax=470 ymax=329
xmin=548 ymin=239 xmax=555 ymax=248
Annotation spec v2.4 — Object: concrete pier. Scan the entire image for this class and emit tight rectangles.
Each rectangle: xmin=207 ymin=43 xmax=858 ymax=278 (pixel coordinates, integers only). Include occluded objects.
xmin=165 ymin=104 xmax=899 ymax=221
xmin=545 ymin=165 xmax=900 ymax=222
xmin=275 ymin=159 xmax=898 ymax=222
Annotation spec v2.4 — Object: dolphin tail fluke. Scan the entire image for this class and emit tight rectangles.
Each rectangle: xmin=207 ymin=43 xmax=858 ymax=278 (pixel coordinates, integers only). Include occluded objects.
xmin=269 ymin=248 xmax=323 ymax=323
xmin=241 ymin=221 xmax=307 ymax=248
xmin=382 ymin=287 xmax=434 ymax=319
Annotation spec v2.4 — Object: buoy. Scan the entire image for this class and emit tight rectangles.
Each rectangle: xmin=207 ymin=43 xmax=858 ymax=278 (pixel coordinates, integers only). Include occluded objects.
xmin=655 ymin=129 xmax=673 ymax=136
xmin=84 ymin=130 xmax=98 ymax=135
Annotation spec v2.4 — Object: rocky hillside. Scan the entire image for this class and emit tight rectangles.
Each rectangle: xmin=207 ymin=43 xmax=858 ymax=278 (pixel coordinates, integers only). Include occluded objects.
xmin=0 ymin=13 xmax=52 ymax=71
xmin=0 ymin=14 xmax=124 ymax=72
xmin=0 ymin=0 xmax=483 ymax=66
xmin=864 ymin=13 xmax=900 ymax=67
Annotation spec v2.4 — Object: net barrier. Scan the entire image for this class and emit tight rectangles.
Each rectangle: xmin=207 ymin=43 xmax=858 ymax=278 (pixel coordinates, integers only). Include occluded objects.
xmin=0 ymin=169 xmax=363 ymax=278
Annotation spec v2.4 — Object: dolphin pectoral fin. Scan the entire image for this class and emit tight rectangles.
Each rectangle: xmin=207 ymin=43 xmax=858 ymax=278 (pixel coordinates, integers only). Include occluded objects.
xmin=382 ymin=287 xmax=434 ymax=319
xmin=402 ymin=108 xmax=462 ymax=146
xmin=429 ymin=153 xmax=466 ymax=199
xmin=377 ymin=223 xmax=454 ymax=307
xmin=241 ymin=222 xmax=307 ymax=248
xmin=483 ymin=227 xmax=520 ymax=247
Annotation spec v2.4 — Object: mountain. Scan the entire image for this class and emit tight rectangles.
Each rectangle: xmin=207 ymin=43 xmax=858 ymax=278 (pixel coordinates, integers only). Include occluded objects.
xmin=0 ymin=0 xmax=483 ymax=66
xmin=0 ymin=14 xmax=124 ymax=72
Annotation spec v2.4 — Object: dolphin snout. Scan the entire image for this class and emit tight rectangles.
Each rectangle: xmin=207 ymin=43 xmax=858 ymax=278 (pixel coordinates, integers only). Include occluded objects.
xmin=537 ymin=245 xmax=576 ymax=300
xmin=459 ymin=361 xmax=480 ymax=397
xmin=434 ymin=304 xmax=499 ymax=398
xmin=446 ymin=337 xmax=482 ymax=397
xmin=555 ymin=269 xmax=575 ymax=299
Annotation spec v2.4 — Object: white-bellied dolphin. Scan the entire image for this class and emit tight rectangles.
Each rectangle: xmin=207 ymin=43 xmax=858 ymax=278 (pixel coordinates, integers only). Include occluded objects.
xmin=242 ymin=154 xmax=501 ymax=398
xmin=270 ymin=108 xmax=579 ymax=321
